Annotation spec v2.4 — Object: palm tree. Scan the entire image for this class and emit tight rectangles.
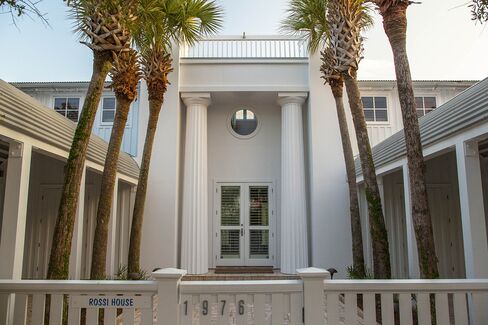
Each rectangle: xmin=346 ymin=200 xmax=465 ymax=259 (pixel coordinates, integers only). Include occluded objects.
xmin=47 ymin=0 xmax=135 ymax=280
xmin=471 ymin=0 xmax=488 ymax=22
xmin=327 ymin=0 xmax=391 ymax=279
xmin=127 ymin=0 xmax=223 ymax=277
xmin=321 ymin=48 xmax=366 ymax=278
xmin=369 ymin=0 xmax=439 ymax=279
xmin=282 ymin=0 xmax=366 ymax=278
xmin=90 ymin=49 xmax=141 ymax=280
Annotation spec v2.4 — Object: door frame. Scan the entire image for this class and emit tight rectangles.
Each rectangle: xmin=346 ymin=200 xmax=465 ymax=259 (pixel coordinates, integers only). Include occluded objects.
xmin=212 ymin=179 xmax=277 ymax=268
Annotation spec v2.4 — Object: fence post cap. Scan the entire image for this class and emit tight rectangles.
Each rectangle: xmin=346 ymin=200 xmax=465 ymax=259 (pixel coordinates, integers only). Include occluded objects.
xmin=152 ymin=268 xmax=187 ymax=279
xmin=297 ymin=267 xmax=330 ymax=279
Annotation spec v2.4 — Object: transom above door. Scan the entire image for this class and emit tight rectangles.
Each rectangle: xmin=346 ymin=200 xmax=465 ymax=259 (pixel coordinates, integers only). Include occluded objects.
xmin=214 ymin=182 xmax=275 ymax=267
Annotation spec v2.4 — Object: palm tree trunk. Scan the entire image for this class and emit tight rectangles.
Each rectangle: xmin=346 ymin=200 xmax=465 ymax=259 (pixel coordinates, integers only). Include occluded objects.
xmin=331 ymin=82 xmax=366 ymax=277
xmin=127 ymin=99 xmax=163 ymax=276
xmin=382 ymin=3 xmax=439 ymax=279
xmin=343 ymin=71 xmax=391 ymax=279
xmin=47 ymin=51 xmax=113 ymax=280
xmin=90 ymin=95 xmax=132 ymax=280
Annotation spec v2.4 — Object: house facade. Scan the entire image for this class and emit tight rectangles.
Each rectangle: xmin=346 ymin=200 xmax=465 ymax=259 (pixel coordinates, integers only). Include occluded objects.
xmin=3 ymin=36 xmax=482 ymax=281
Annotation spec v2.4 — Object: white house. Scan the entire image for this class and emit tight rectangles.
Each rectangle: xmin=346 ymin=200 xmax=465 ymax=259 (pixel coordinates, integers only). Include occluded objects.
xmin=2 ymin=36 xmax=483 ymax=282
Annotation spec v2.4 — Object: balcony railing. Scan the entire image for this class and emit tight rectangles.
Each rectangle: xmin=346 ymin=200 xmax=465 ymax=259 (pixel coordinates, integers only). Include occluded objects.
xmin=180 ymin=36 xmax=309 ymax=59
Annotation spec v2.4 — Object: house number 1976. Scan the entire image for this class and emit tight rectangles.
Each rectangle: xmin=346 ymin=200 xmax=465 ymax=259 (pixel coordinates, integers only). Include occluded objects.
xmin=183 ymin=300 xmax=245 ymax=316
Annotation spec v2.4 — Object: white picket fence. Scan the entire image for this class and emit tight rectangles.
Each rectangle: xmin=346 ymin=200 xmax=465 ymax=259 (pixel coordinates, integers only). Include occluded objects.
xmin=180 ymin=36 xmax=308 ymax=59
xmin=1 ymin=267 xmax=488 ymax=324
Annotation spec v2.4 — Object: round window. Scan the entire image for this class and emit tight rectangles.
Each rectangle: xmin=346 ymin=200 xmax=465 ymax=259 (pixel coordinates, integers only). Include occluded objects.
xmin=230 ymin=109 xmax=258 ymax=137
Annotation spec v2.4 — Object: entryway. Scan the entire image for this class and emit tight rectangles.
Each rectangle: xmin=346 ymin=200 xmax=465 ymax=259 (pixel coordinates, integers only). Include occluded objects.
xmin=213 ymin=182 xmax=275 ymax=267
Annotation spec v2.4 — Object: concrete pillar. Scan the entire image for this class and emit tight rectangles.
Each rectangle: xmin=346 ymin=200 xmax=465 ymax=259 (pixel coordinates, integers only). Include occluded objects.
xmin=456 ymin=140 xmax=488 ymax=324
xmin=69 ymin=164 xmax=86 ymax=279
xmin=278 ymin=93 xmax=309 ymax=274
xmin=0 ymin=141 xmax=32 ymax=324
xmin=181 ymin=93 xmax=211 ymax=274
xmin=402 ymin=161 xmax=420 ymax=279
xmin=106 ymin=176 xmax=119 ymax=277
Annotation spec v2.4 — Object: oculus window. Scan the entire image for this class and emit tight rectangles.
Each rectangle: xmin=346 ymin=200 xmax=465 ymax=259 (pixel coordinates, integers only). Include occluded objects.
xmin=361 ymin=96 xmax=388 ymax=122
xmin=230 ymin=109 xmax=258 ymax=137
xmin=54 ymin=97 xmax=80 ymax=122
xmin=415 ymin=96 xmax=437 ymax=117
xmin=102 ymin=97 xmax=116 ymax=123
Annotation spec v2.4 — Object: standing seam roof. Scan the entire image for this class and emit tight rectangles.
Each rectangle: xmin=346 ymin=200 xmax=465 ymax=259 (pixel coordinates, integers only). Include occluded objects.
xmin=355 ymin=77 xmax=488 ymax=176
xmin=0 ymin=79 xmax=140 ymax=180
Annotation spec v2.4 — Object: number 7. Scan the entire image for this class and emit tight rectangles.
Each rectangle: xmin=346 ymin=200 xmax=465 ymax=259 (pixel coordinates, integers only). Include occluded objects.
xmin=220 ymin=300 xmax=226 ymax=315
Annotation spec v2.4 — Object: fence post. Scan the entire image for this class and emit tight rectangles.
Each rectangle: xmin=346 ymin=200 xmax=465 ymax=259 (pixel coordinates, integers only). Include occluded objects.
xmin=152 ymin=268 xmax=187 ymax=325
xmin=297 ymin=267 xmax=329 ymax=325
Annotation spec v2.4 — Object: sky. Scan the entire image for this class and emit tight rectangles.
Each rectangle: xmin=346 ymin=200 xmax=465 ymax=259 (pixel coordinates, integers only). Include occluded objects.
xmin=0 ymin=0 xmax=487 ymax=82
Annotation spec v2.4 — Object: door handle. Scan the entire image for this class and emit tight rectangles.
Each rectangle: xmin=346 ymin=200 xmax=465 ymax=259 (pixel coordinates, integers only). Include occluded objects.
xmin=240 ymin=224 xmax=244 ymax=236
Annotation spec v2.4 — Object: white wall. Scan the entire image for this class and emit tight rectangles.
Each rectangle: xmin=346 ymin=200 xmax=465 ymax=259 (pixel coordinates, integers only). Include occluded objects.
xmin=358 ymin=83 xmax=472 ymax=150
xmin=207 ymin=92 xmax=282 ymax=267
xmin=18 ymin=87 xmax=139 ymax=156
xmin=307 ymin=52 xmax=353 ymax=278
xmin=138 ymin=48 xmax=183 ymax=273
xmin=180 ymin=61 xmax=308 ymax=92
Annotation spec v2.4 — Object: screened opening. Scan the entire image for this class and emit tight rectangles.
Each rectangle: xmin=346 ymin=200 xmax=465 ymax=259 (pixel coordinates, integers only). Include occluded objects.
xmin=230 ymin=109 xmax=258 ymax=136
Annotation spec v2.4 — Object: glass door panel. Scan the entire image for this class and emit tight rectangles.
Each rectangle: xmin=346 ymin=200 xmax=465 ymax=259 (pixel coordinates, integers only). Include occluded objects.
xmin=218 ymin=185 xmax=244 ymax=264
xmin=246 ymin=185 xmax=272 ymax=265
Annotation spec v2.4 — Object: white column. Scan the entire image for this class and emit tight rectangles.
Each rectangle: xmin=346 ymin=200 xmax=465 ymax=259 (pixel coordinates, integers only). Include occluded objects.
xmin=456 ymin=140 xmax=488 ymax=324
xmin=377 ymin=176 xmax=385 ymax=214
xmin=402 ymin=161 xmax=420 ymax=278
xmin=106 ymin=176 xmax=119 ymax=277
xmin=181 ymin=93 xmax=211 ymax=274
xmin=69 ymin=164 xmax=86 ymax=279
xmin=278 ymin=93 xmax=309 ymax=274
xmin=0 ymin=141 xmax=32 ymax=324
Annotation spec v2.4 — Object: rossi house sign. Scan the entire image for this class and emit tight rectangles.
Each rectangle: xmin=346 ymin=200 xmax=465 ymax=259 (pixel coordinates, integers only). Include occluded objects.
xmin=71 ymin=296 xmax=152 ymax=309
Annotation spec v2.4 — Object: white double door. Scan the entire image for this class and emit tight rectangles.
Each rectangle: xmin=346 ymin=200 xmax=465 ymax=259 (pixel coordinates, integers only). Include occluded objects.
xmin=214 ymin=182 xmax=275 ymax=267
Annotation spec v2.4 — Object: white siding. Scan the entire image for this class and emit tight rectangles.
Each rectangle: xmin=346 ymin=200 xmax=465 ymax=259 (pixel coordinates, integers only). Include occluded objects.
xmin=19 ymin=87 xmax=139 ymax=157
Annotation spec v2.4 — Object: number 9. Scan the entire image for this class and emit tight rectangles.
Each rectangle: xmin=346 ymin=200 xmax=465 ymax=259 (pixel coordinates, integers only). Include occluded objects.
xmin=202 ymin=300 xmax=208 ymax=315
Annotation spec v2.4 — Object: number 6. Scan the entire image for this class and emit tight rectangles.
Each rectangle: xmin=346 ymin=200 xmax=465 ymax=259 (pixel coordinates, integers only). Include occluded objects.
xmin=238 ymin=300 xmax=245 ymax=315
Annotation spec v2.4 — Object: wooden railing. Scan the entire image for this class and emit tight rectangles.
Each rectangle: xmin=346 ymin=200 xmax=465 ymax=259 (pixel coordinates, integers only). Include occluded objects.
xmin=323 ymin=279 xmax=488 ymax=325
xmin=180 ymin=36 xmax=308 ymax=59
xmin=1 ymin=268 xmax=488 ymax=324
xmin=0 ymin=280 xmax=158 ymax=324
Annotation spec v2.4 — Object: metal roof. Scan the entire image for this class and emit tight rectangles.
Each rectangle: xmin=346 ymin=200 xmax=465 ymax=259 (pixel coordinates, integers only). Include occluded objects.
xmin=355 ymin=77 xmax=488 ymax=176
xmin=0 ymin=79 xmax=140 ymax=180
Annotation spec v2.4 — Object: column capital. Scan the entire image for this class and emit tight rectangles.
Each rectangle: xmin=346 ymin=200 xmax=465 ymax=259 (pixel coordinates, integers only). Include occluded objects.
xmin=181 ymin=93 xmax=211 ymax=107
xmin=277 ymin=92 xmax=308 ymax=106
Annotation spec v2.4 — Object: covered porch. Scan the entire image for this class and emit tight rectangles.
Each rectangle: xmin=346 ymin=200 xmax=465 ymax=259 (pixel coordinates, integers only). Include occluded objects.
xmin=0 ymin=81 xmax=139 ymax=320
xmin=357 ymin=78 xmax=488 ymax=321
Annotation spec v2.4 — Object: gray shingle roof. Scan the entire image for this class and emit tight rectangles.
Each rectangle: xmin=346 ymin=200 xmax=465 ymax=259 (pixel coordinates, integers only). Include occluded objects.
xmin=0 ymin=79 xmax=140 ymax=180
xmin=356 ymin=77 xmax=488 ymax=176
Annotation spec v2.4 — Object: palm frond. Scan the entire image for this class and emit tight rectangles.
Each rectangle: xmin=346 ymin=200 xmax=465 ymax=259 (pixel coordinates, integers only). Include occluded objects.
xmin=132 ymin=0 xmax=223 ymax=54
xmin=281 ymin=0 xmax=329 ymax=53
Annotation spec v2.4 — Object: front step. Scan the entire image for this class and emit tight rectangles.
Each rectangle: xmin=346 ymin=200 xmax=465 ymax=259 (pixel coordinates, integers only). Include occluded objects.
xmin=214 ymin=266 xmax=274 ymax=274
xmin=182 ymin=267 xmax=300 ymax=281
